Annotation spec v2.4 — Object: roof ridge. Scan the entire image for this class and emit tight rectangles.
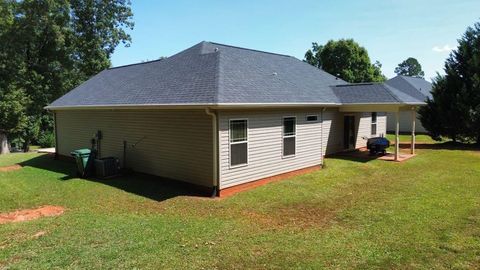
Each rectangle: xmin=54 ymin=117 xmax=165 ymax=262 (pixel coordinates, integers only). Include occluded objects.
xmin=213 ymin=49 xmax=221 ymax=103
xmin=395 ymin=75 xmax=426 ymax=92
xmin=108 ymin=58 xmax=166 ymax=70
xmin=399 ymin=74 xmax=423 ymax=78
xmin=207 ymin=41 xmax=292 ymax=58
xmin=383 ymin=84 xmax=404 ymax=103
xmin=335 ymin=82 xmax=380 ymax=87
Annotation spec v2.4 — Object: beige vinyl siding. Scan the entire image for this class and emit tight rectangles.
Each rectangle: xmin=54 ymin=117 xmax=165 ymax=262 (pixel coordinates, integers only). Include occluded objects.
xmin=387 ymin=111 xmax=426 ymax=133
xmin=323 ymin=109 xmax=344 ymax=155
xmin=354 ymin=112 xmax=387 ymax=148
xmin=56 ymin=109 xmax=213 ymax=187
xmin=354 ymin=112 xmax=370 ymax=148
xmin=377 ymin=112 xmax=387 ymax=136
xmin=218 ymin=109 xmax=323 ymax=189
xmin=323 ymin=109 xmax=388 ymax=154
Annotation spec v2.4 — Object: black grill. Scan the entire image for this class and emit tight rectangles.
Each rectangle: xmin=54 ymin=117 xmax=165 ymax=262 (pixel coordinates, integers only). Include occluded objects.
xmin=366 ymin=137 xmax=390 ymax=155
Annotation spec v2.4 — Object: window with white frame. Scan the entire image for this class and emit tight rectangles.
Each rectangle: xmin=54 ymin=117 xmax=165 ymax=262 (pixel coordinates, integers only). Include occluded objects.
xmin=371 ymin=112 xmax=377 ymax=135
xmin=283 ymin=117 xmax=296 ymax=156
xmin=229 ymin=119 xmax=248 ymax=167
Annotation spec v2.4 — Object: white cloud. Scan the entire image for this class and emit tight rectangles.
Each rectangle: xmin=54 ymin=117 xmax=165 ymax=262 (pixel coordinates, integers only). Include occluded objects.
xmin=432 ymin=44 xmax=454 ymax=53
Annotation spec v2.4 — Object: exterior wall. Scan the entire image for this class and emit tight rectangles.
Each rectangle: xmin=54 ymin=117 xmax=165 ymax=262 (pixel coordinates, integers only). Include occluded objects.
xmin=386 ymin=111 xmax=426 ymax=133
xmin=323 ymin=109 xmax=387 ymax=155
xmin=377 ymin=112 xmax=388 ymax=136
xmin=56 ymin=107 xmax=389 ymax=191
xmin=354 ymin=112 xmax=387 ymax=148
xmin=322 ymin=109 xmax=343 ymax=155
xmin=56 ymin=109 xmax=213 ymax=187
xmin=218 ymin=109 xmax=324 ymax=189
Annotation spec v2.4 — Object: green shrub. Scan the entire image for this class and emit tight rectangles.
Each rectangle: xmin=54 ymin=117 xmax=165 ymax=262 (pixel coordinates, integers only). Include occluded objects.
xmin=38 ymin=131 xmax=55 ymax=148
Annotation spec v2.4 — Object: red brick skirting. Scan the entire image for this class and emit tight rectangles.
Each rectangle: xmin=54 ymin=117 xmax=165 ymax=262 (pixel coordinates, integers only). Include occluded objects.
xmin=218 ymin=165 xmax=322 ymax=198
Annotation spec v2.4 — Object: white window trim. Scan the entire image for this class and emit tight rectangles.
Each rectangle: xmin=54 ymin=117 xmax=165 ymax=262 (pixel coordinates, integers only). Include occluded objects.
xmin=228 ymin=118 xmax=249 ymax=168
xmin=371 ymin=112 xmax=377 ymax=135
xmin=282 ymin=116 xmax=297 ymax=158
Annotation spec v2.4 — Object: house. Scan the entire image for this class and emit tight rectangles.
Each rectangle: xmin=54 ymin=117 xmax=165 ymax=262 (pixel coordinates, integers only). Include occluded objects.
xmin=46 ymin=41 xmax=425 ymax=196
xmin=385 ymin=75 xmax=432 ymax=133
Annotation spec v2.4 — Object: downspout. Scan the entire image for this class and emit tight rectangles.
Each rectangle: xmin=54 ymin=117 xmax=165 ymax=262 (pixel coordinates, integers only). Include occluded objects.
xmin=205 ymin=108 xmax=219 ymax=197
xmin=53 ymin=111 xmax=59 ymax=160
xmin=320 ymin=107 xmax=326 ymax=167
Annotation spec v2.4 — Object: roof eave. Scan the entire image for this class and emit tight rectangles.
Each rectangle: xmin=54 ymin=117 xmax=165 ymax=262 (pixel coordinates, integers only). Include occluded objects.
xmin=45 ymin=101 xmax=425 ymax=111
xmin=44 ymin=102 xmax=341 ymax=111
xmin=339 ymin=102 xmax=425 ymax=105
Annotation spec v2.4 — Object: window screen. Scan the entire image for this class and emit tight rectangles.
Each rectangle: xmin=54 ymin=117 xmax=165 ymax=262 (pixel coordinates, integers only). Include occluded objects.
xmin=283 ymin=117 xmax=296 ymax=156
xmin=371 ymin=112 xmax=377 ymax=135
xmin=230 ymin=120 xmax=248 ymax=166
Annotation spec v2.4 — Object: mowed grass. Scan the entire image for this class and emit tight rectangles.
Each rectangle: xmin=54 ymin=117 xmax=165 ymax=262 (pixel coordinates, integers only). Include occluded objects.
xmin=1 ymin=143 xmax=480 ymax=269
xmin=386 ymin=133 xmax=439 ymax=144
xmin=0 ymin=152 xmax=42 ymax=167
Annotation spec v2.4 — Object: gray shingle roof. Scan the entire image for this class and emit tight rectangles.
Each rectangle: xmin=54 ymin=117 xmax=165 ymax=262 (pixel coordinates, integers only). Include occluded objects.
xmin=385 ymin=75 xmax=432 ymax=100
xmin=332 ymin=83 xmax=425 ymax=104
xmin=47 ymin=41 xmax=425 ymax=109
xmin=213 ymin=43 xmax=343 ymax=104
xmin=49 ymin=42 xmax=220 ymax=107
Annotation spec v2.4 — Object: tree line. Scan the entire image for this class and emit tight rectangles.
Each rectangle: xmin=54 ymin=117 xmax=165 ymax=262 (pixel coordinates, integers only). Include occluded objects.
xmin=0 ymin=0 xmax=133 ymax=154
xmin=419 ymin=21 xmax=480 ymax=144
xmin=0 ymin=2 xmax=477 ymax=154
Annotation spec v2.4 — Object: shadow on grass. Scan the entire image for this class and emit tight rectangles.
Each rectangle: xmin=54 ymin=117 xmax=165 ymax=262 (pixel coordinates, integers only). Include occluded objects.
xmin=329 ymin=141 xmax=479 ymax=163
xmin=20 ymin=154 xmax=209 ymax=201
xmin=328 ymin=152 xmax=376 ymax=163
xmin=20 ymin=154 xmax=75 ymax=177
xmin=398 ymin=141 xmax=480 ymax=151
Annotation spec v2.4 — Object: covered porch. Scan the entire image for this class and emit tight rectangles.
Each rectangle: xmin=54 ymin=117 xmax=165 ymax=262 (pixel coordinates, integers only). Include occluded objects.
xmin=340 ymin=104 xmax=420 ymax=162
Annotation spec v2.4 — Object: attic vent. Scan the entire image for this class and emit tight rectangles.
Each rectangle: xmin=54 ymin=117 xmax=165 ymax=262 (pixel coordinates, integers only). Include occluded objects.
xmin=214 ymin=47 xmax=219 ymax=52
xmin=272 ymin=72 xmax=277 ymax=76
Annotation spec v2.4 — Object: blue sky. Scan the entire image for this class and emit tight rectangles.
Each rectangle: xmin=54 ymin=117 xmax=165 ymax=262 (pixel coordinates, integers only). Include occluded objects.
xmin=111 ymin=0 xmax=480 ymax=81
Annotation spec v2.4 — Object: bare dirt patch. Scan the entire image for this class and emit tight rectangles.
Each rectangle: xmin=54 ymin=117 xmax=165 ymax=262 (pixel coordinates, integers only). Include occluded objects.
xmin=0 ymin=164 xmax=22 ymax=172
xmin=0 ymin=206 xmax=64 ymax=224
xmin=242 ymin=204 xmax=337 ymax=230
xmin=470 ymin=150 xmax=480 ymax=156
xmin=241 ymin=172 xmax=407 ymax=231
xmin=275 ymin=205 xmax=337 ymax=228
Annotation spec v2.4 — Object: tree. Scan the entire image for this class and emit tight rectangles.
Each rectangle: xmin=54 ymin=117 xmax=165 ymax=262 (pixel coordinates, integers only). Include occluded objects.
xmin=0 ymin=88 xmax=29 ymax=154
xmin=394 ymin=57 xmax=425 ymax=77
xmin=372 ymin=61 xmax=386 ymax=82
xmin=304 ymin=42 xmax=323 ymax=68
xmin=70 ymin=0 xmax=134 ymax=80
xmin=419 ymin=21 xmax=480 ymax=143
xmin=456 ymin=21 xmax=480 ymax=143
xmin=419 ymin=74 xmax=467 ymax=142
xmin=0 ymin=0 xmax=134 ymax=153
xmin=304 ymin=39 xmax=386 ymax=83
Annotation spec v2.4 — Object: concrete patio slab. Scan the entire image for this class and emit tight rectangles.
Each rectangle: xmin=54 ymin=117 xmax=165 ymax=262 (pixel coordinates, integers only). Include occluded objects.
xmin=334 ymin=147 xmax=416 ymax=162
xmin=37 ymin=148 xmax=55 ymax=154
xmin=377 ymin=152 xmax=416 ymax=162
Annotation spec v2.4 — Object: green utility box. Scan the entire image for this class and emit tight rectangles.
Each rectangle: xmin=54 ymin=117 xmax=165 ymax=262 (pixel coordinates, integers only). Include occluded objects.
xmin=71 ymin=149 xmax=92 ymax=177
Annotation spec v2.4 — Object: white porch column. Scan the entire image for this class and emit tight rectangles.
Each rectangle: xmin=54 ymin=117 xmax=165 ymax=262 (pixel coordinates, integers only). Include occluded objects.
xmin=395 ymin=111 xmax=400 ymax=161
xmin=411 ymin=109 xmax=416 ymax=155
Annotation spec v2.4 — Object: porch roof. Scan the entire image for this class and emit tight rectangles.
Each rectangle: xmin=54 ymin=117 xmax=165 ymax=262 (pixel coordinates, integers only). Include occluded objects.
xmin=331 ymin=83 xmax=425 ymax=105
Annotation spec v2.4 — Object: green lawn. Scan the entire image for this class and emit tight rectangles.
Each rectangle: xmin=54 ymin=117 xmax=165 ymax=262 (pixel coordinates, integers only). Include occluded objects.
xmin=386 ymin=133 xmax=439 ymax=144
xmin=1 ymin=143 xmax=480 ymax=269
xmin=0 ymin=152 xmax=43 ymax=167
